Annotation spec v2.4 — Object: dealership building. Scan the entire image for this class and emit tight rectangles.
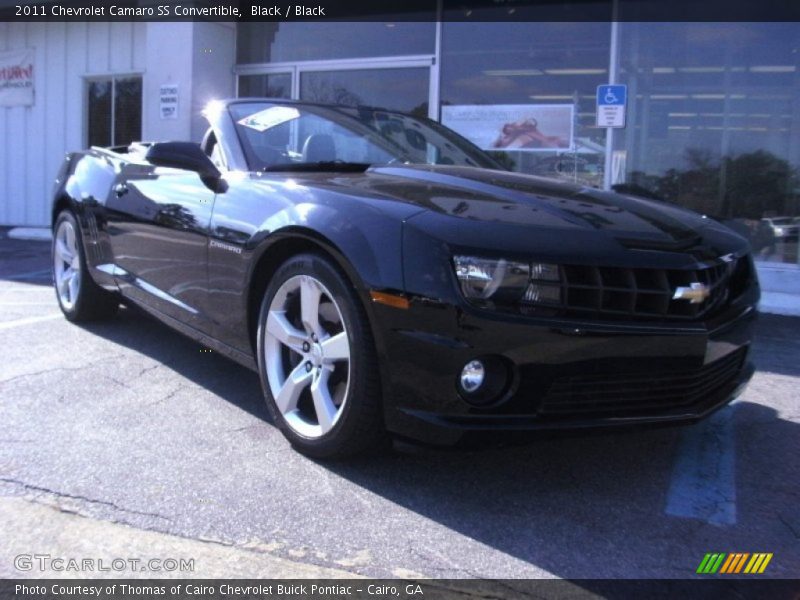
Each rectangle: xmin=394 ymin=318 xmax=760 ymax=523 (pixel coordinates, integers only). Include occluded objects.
xmin=0 ymin=11 xmax=798 ymax=307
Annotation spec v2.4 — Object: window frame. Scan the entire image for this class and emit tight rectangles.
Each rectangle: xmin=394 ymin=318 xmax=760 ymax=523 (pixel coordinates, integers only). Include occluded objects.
xmin=83 ymin=73 xmax=143 ymax=148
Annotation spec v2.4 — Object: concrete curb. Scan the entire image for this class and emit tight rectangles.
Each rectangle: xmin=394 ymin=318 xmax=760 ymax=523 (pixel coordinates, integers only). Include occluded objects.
xmin=8 ymin=227 xmax=52 ymax=241
xmin=759 ymin=292 xmax=800 ymax=317
xmin=0 ymin=496 xmax=363 ymax=579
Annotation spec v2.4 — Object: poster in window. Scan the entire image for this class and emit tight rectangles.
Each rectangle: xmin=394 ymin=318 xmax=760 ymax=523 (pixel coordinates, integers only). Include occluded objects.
xmin=0 ymin=49 xmax=34 ymax=107
xmin=442 ymin=104 xmax=574 ymax=152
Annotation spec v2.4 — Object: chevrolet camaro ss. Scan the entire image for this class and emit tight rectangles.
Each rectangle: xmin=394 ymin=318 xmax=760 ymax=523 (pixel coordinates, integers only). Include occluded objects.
xmin=51 ymin=99 xmax=759 ymax=457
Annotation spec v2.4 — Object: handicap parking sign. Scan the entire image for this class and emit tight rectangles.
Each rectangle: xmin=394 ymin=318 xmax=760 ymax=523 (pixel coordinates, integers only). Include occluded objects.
xmin=596 ymin=84 xmax=627 ymax=127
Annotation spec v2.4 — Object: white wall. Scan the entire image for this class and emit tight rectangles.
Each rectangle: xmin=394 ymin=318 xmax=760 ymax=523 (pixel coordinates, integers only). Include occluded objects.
xmin=141 ymin=22 xmax=194 ymax=143
xmin=189 ymin=22 xmax=235 ymax=141
xmin=141 ymin=22 xmax=235 ymax=143
xmin=0 ymin=21 xmax=234 ymax=227
xmin=0 ymin=22 xmax=146 ymax=226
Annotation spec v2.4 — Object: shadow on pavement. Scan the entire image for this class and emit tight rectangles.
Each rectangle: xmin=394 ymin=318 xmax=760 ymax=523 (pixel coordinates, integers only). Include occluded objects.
xmin=0 ymin=236 xmax=52 ymax=286
xmin=324 ymin=400 xmax=799 ymax=579
xmin=80 ymin=305 xmax=270 ymax=423
xmin=751 ymin=314 xmax=800 ymax=377
xmin=64 ymin=278 xmax=800 ymax=579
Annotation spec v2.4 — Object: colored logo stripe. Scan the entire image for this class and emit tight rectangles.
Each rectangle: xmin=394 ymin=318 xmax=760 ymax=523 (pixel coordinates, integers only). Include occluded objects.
xmin=697 ymin=553 xmax=773 ymax=574
xmin=720 ymin=553 xmax=749 ymax=573
xmin=697 ymin=553 xmax=726 ymax=574
xmin=744 ymin=553 xmax=773 ymax=574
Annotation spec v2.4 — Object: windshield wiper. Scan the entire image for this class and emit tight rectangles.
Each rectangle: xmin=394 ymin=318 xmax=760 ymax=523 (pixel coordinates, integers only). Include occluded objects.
xmin=262 ymin=161 xmax=372 ymax=173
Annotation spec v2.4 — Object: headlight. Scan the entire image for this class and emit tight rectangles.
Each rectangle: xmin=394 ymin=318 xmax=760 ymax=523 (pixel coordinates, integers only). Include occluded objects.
xmin=453 ymin=255 xmax=562 ymax=307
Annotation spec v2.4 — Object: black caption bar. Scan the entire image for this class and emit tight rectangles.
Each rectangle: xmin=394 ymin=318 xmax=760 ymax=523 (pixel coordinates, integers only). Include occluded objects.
xmin=2 ymin=580 xmax=800 ymax=600
xmin=3 ymin=0 xmax=800 ymax=22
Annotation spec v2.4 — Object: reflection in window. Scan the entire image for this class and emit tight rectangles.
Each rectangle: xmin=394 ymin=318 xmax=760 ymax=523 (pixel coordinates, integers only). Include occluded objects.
xmin=300 ymin=68 xmax=430 ymax=116
xmin=615 ymin=22 xmax=800 ymax=264
xmin=87 ymin=76 xmax=142 ymax=147
xmin=440 ymin=22 xmax=611 ymax=188
xmin=87 ymin=80 xmax=112 ymax=148
xmin=237 ymin=21 xmax=435 ymax=64
xmin=238 ymin=73 xmax=292 ymax=99
xmin=114 ymin=78 xmax=142 ymax=148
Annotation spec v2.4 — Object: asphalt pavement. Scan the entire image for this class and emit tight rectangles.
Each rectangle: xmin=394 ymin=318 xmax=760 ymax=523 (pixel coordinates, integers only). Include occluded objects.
xmin=1 ymin=232 xmax=798 ymax=580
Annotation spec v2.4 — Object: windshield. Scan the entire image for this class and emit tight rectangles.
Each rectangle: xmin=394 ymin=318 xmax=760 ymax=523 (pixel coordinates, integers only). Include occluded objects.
xmin=228 ymin=102 xmax=503 ymax=172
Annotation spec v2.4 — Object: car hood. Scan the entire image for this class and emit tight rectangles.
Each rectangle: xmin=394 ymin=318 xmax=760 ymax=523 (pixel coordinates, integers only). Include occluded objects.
xmin=366 ymin=165 xmax=717 ymax=247
xmin=260 ymin=164 xmax=748 ymax=262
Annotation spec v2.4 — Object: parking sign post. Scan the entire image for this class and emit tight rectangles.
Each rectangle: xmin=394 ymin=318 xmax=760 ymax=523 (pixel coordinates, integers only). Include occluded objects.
xmin=596 ymin=84 xmax=627 ymax=128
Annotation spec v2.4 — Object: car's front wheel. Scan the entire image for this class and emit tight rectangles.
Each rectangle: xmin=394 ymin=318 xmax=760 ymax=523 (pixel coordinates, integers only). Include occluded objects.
xmin=256 ymin=253 xmax=383 ymax=458
xmin=53 ymin=211 xmax=119 ymax=321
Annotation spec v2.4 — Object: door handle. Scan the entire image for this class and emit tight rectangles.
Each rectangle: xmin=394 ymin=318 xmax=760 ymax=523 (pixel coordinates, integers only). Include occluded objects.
xmin=113 ymin=183 xmax=129 ymax=197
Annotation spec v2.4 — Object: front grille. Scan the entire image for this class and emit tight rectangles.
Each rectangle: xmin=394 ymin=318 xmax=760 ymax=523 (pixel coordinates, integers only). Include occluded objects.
xmin=527 ymin=255 xmax=749 ymax=321
xmin=539 ymin=347 xmax=747 ymax=417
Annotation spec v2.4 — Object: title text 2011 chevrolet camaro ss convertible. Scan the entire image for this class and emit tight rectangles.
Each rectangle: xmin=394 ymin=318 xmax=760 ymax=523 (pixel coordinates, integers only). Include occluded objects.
xmin=51 ymin=99 xmax=759 ymax=457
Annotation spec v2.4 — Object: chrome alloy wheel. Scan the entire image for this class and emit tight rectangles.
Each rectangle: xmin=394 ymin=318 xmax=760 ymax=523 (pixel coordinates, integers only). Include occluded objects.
xmin=264 ymin=275 xmax=351 ymax=438
xmin=54 ymin=219 xmax=81 ymax=310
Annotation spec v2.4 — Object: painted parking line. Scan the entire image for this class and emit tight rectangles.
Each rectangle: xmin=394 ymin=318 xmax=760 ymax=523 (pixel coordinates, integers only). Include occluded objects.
xmin=0 ymin=314 xmax=62 ymax=330
xmin=665 ymin=403 xmax=737 ymax=525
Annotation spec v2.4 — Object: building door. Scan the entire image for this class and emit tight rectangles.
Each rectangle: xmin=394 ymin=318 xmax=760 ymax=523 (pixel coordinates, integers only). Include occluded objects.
xmin=236 ymin=56 xmax=437 ymax=119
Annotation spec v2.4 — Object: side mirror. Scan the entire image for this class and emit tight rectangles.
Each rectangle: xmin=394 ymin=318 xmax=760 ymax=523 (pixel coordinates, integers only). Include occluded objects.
xmin=146 ymin=141 xmax=221 ymax=180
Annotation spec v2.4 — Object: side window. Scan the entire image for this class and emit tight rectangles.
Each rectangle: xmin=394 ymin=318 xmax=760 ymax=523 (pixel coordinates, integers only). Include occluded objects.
xmin=87 ymin=76 xmax=142 ymax=147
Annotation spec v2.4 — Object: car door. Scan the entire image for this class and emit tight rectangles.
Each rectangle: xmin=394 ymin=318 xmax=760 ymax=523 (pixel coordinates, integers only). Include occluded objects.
xmin=104 ymin=157 xmax=216 ymax=331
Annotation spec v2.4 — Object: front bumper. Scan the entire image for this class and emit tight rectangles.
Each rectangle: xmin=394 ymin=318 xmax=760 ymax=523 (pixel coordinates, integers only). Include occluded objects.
xmin=370 ymin=293 xmax=758 ymax=446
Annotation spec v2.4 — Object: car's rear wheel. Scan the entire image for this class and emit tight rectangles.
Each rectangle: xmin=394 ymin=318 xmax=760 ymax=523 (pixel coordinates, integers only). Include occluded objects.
xmin=256 ymin=253 xmax=383 ymax=458
xmin=53 ymin=211 xmax=119 ymax=321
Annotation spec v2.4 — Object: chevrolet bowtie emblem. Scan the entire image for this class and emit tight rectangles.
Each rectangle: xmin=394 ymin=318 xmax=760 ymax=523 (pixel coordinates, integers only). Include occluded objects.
xmin=673 ymin=282 xmax=711 ymax=304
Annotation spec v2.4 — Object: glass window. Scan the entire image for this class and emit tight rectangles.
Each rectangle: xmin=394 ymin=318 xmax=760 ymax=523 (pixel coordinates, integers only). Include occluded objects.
xmin=615 ymin=22 xmax=800 ymax=264
xmin=228 ymin=101 xmax=499 ymax=171
xmin=87 ymin=76 xmax=142 ymax=147
xmin=237 ymin=21 xmax=435 ymax=64
xmin=87 ymin=80 xmax=111 ymax=148
xmin=300 ymin=68 xmax=430 ymax=115
xmin=440 ymin=22 xmax=611 ymax=187
xmin=238 ymin=73 xmax=292 ymax=99
xmin=113 ymin=77 xmax=142 ymax=148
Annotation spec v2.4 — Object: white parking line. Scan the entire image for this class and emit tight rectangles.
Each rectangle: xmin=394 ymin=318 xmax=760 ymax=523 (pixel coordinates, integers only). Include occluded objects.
xmin=665 ymin=403 xmax=737 ymax=525
xmin=0 ymin=314 xmax=62 ymax=330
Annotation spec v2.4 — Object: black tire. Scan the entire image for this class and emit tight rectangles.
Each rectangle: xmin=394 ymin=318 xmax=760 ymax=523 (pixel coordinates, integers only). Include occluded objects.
xmin=256 ymin=253 xmax=384 ymax=459
xmin=52 ymin=210 xmax=119 ymax=322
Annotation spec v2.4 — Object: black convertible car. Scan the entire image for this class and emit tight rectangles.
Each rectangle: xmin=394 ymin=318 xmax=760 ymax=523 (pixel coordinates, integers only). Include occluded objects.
xmin=51 ymin=99 xmax=759 ymax=457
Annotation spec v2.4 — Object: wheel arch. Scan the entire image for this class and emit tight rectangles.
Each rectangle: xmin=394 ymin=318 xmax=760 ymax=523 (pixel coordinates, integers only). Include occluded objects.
xmin=245 ymin=227 xmax=379 ymax=358
xmin=52 ymin=194 xmax=77 ymax=227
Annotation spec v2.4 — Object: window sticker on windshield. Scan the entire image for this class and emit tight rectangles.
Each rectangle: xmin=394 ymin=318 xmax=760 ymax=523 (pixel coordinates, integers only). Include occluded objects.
xmin=238 ymin=106 xmax=300 ymax=132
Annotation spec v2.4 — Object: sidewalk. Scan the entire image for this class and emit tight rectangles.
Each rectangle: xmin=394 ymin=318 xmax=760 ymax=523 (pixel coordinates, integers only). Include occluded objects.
xmin=0 ymin=496 xmax=360 ymax=579
xmin=758 ymin=261 xmax=800 ymax=317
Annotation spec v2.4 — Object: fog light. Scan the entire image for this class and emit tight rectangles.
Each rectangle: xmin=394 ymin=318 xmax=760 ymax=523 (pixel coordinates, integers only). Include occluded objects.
xmin=460 ymin=360 xmax=485 ymax=393
xmin=457 ymin=355 xmax=514 ymax=406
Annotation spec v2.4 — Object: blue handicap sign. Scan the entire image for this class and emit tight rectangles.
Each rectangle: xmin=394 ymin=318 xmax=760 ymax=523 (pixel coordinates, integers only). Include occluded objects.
xmin=597 ymin=84 xmax=627 ymax=106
